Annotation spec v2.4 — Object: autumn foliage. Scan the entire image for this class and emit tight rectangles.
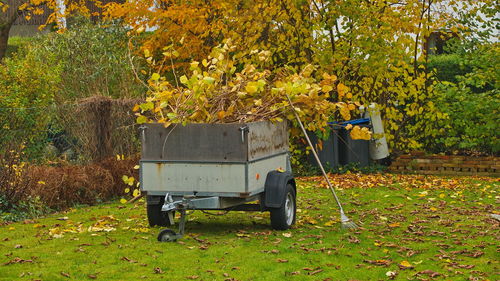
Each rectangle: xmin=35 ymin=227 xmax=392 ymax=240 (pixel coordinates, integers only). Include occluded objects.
xmin=132 ymin=41 xmax=370 ymax=140
xmin=105 ymin=0 xmax=496 ymax=152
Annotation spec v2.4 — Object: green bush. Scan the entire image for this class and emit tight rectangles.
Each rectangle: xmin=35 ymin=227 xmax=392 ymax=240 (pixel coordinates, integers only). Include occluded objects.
xmin=434 ymin=84 xmax=499 ymax=154
xmin=430 ymin=42 xmax=499 ymax=155
xmin=0 ymin=42 xmax=62 ymax=158
xmin=5 ymin=36 xmax=33 ymax=58
xmin=427 ymin=53 xmax=471 ymax=84
xmin=29 ymin=17 xmax=145 ymax=101
xmin=1 ymin=19 xmax=145 ymax=160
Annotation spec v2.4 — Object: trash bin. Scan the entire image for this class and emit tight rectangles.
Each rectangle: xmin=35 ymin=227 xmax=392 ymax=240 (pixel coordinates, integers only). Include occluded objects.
xmin=337 ymin=127 xmax=370 ymax=167
xmin=307 ymin=130 xmax=339 ymax=169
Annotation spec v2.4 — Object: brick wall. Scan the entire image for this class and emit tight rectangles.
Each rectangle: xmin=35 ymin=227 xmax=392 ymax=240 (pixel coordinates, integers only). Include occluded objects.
xmin=389 ymin=154 xmax=499 ymax=176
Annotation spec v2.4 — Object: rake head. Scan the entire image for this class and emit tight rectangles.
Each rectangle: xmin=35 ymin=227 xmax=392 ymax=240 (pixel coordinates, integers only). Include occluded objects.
xmin=340 ymin=212 xmax=358 ymax=229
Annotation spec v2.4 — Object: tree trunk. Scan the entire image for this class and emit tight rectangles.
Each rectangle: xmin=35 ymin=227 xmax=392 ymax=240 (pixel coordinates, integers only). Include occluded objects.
xmin=0 ymin=22 xmax=12 ymax=61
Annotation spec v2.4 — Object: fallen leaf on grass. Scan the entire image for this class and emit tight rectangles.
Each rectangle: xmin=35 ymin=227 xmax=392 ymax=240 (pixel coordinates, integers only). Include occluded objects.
xmin=261 ymin=249 xmax=280 ymax=254
xmin=398 ymin=260 xmax=414 ymax=270
xmin=363 ymin=259 xmax=391 ymax=267
xmin=3 ymin=257 xmax=33 ymax=265
xmin=348 ymin=236 xmax=360 ymax=244
xmin=386 ymin=271 xmax=398 ymax=279
xmin=88 ymin=274 xmax=97 ymax=279
xmin=303 ymin=267 xmax=322 ymax=271
xmin=465 ymin=250 xmax=484 ymax=258
xmin=277 ymin=259 xmax=288 ymax=263
xmin=60 ymin=272 xmax=70 ymax=278
xmin=186 ymin=275 xmax=199 ymax=279
xmin=307 ymin=269 xmax=323 ymax=275
xmin=120 ymin=256 xmax=137 ymax=263
xmin=282 ymin=232 xmax=292 ymax=238
xmin=153 ymin=267 xmax=163 ymax=274
xmin=416 ymin=270 xmax=440 ymax=278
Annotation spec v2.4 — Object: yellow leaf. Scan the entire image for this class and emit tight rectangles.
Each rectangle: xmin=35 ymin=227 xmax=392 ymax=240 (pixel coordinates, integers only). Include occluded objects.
xmin=217 ymin=111 xmax=226 ymax=119
xmin=245 ymin=85 xmax=258 ymax=94
xmin=124 ymin=188 xmax=130 ymax=193
xmin=324 ymin=221 xmax=335 ymax=226
xmin=399 ymin=260 xmax=413 ymax=268
xmin=151 ymin=73 xmax=160 ymax=81
xmin=190 ymin=61 xmax=199 ymax=69
xmin=337 ymin=83 xmax=349 ymax=98
xmin=136 ymin=26 xmax=145 ymax=34
xmin=322 ymin=85 xmax=333 ymax=92
xmin=127 ymin=177 xmax=135 ymax=186
xmin=120 ymin=198 xmax=127 ymax=204
xmin=133 ymin=189 xmax=141 ymax=197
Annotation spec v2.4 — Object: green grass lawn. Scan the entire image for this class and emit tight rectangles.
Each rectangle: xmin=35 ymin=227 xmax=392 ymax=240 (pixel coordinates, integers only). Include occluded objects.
xmin=0 ymin=174 xmax=498 ymax=280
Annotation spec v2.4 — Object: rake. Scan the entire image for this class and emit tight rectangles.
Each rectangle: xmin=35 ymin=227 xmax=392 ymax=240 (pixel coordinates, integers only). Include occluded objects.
xmin=285 ymin=94 xmax=358 ymax=229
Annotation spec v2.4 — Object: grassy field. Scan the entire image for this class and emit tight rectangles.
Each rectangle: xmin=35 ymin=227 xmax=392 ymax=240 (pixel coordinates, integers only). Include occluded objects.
xmin=0 ymin=174 xmax=498 ymax=280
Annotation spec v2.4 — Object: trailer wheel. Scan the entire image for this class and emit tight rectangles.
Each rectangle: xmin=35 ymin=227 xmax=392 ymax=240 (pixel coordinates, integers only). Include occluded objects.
xmin=157 ymin=229 xmax=177 ymax=242
xmin=147 ymin=196 xmax=173 ymax=227
xmin=270 ymin=183 xmax=296 ymax=230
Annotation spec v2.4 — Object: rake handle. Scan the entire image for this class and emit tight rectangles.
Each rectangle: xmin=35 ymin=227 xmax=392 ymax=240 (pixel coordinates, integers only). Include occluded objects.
xmin=285 ymin=94 xmax=345 ymax=213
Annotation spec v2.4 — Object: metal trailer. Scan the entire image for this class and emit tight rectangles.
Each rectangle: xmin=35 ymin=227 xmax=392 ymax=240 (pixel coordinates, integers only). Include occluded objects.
xmin=139 ymin=121 xmax=297 ymax=242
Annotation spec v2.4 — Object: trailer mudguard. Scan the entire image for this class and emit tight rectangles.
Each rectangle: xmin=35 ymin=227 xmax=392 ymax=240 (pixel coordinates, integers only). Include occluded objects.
xmin=147 ymin=195 xmax=162 ymax=205
xmin=264 ymin=170 xmax=296 ymax=208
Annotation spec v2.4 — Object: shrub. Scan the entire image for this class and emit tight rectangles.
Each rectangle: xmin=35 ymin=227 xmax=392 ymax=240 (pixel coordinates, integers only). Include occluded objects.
xmin=430 ymin=42 xmax=499 ymax=155
xmin=433 ymin=84 xmax=499 ymax=155
xmin=1 ymin=19 xmax=146 ymax=162
xmin=0 ymin=153 xmax=139 ymax=222
xmin=5 ymin=36 xmax=33 ymax=58
xmin=0 ymin=145 xmax=50 ymax=222
xmin=28 ymin=17 xmax=146 ymax=102
xmin=427 ymin=54 xmax=471 ymax=84
xmin=0 ymin=46 xmax=61 ymax=159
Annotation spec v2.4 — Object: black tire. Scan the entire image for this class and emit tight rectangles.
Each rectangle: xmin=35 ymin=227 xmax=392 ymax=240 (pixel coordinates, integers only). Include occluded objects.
xmin=147 ymin=196 xmax=171 ymax=227
xmin=270 ymin=184 xmax=296 ymax=230
xmin=157 ymin=229 xmax=177 ymax=242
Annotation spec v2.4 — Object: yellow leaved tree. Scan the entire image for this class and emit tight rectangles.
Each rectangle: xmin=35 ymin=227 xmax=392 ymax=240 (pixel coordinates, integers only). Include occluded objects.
xmin=105 ymin=0 xmax=496 ymax=152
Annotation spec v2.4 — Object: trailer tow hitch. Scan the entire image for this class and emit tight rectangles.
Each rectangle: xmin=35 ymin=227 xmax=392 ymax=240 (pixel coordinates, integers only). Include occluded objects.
xmin=158 ymin=194 xmax=219 ymax=242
